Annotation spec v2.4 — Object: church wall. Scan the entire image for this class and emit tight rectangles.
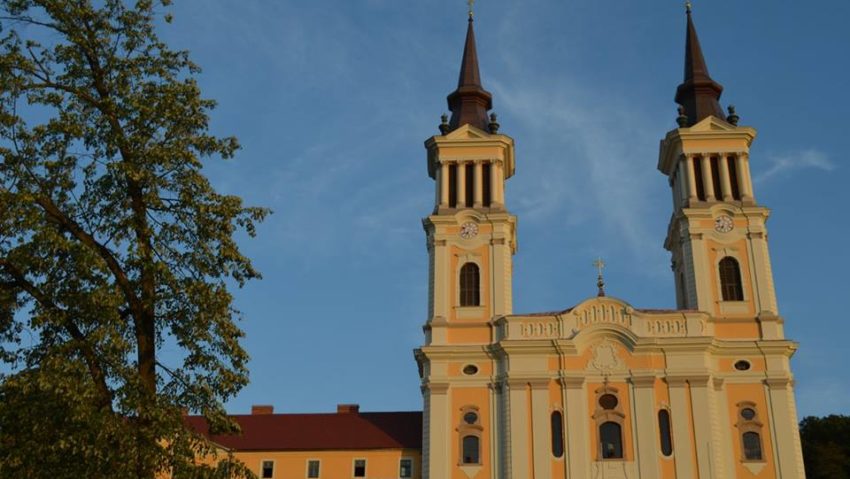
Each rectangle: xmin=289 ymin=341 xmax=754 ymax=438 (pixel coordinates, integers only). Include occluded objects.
xmin=725 ymin=382 xmax=778 ymax=479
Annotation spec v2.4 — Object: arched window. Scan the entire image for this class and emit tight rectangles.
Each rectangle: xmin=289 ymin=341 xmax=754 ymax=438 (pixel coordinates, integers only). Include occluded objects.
xmin=719 ymin=257 xmax=744 ymax=301
xmin=462 ymin=435 xmax=480 ymax=464
xmin=600 ymin=422 xmax=623 ymax=459
xmin=459 ymin=263 xmax=480 ymax=306
xmin=551 ymin=411 xmax=564 ymax=458
xmin=658 ymin=409 xmax=673 ymax=456
xmin=742 ymin=432 xmax=762 ymax=461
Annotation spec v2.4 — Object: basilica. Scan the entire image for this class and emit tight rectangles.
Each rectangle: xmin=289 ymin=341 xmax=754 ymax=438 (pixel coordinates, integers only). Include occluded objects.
xmin=191 ymin=6 xmax=806 ymax=479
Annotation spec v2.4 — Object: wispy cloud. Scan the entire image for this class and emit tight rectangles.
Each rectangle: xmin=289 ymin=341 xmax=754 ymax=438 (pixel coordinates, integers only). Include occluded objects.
xmin=755 ymin=149 xmax=835 ymax=185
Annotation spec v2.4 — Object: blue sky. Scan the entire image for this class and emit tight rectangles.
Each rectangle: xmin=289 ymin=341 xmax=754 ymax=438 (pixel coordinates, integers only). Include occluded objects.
xmin=156 ymin=1 xmax=849 ymax=418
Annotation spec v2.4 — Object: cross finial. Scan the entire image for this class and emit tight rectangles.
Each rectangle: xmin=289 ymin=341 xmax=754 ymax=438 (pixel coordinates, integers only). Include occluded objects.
xmin=685 ymin=0 xmax=692 ymax=13
xmin=468 ymin=0 xmax=475 ymax=19
xmin=593 ymin=257 xmax=606 ymax=297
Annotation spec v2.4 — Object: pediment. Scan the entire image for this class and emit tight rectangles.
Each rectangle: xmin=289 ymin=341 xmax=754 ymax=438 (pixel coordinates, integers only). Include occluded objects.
xmin=688 ymin=115 xmax=736 ymax=132
xmin=443 ymin=123 xmax=491 ymax=140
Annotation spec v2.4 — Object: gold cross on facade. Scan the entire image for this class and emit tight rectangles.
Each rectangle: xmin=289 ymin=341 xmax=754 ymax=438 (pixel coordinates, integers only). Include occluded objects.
xmin=594 ymin=257 xmax=606 ymax=297
xmin=468 ymin=0 xmax=475 ymax=18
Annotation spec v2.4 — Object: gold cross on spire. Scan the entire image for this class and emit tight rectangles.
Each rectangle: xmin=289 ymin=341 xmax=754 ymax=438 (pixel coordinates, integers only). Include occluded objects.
xmin=468 ymin=0 xmax=475 ymax=18
xmin=594 ymin=257 xmax=606 ymax=297
xmin=685 ymin=0 xmax=693 ymax=13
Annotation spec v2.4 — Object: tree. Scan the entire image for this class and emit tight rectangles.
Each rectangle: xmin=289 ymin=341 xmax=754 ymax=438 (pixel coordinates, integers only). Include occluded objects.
xmin=800 ymin=415 xmax=850 ymax=479
xmin=0 ymin=1 xmax=267 ymax=477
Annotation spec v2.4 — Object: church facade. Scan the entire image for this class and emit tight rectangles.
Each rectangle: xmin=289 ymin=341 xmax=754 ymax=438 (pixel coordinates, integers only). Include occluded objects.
xmin=193 ymin=7 xmax=807 ymax=479
xmin=414 ymin=7 xmax=805 ymax=479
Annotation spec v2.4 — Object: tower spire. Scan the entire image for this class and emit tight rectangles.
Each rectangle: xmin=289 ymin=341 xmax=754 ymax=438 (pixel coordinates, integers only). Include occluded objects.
xmin=675 ymin=5 xmax=725 ymax=127
xmin=446 ymin=10 xmax=493 ymax=132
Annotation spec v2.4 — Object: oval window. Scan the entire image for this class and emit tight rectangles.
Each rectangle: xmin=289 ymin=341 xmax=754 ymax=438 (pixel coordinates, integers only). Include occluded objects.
xmin=463 ymin=412 xmax=478 ymax=425
xmin=599 ymin=394 xmax=618 ymax=410
xmin=462 ymin=364 xmax=479 ymax=376
xmin=741 ymin=408 xmax=756 ymax=421
xmin=734 ymin=360 xmax=751 ymax=371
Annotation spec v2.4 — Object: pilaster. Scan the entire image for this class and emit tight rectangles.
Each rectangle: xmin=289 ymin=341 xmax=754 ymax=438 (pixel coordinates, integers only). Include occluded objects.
xmin=630 ymin=376 xmax=660 ymax=478
xmin=562 ymin=377 xmax=590 ymax=479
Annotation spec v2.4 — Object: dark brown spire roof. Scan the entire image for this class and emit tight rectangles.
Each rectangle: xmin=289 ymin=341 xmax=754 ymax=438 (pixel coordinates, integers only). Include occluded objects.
xmin=675 ymin=8 xmax=725 ymax=127
xmin=447 ymin=17 xmax=493 ymax=132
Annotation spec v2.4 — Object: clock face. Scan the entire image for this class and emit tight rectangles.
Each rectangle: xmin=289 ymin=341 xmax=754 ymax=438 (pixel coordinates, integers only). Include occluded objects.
xmin=459 ymin=222 xmax=479 ymax=239
xmin=714 ymin=215 xmax=734 ymax=233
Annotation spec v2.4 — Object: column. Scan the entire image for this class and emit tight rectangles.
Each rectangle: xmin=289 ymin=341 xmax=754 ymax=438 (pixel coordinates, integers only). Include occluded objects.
xmin=736 ymin=153 xmax=754 ymax=201
xmin=700 ymin=155 xmax=715 ymax=201
xmin=474 ymin=161 xmax=483 ymax=208
xmin=440 ymin=163 xmax=449 ymax=208
xmin=718 ymin=154 xmax=733 ymax=201
xmin=713 ymin=379 xmax=737 ymax=479
xmin=689 ymin=377 xmax=718 ymax=479
xmin=667 ymin=377 xmax=696 ymax=479
xmin=765 ymin=378 xmax=806 ymax=479
xmin=531 ymin=380 xmax=552 ymax=479
xmin=684 ymin=156 xmax=698 ymax=204
xmin=507 ymin=380 xmax=531 ymax=479
xmin=426 ymin=383 xmax=450 ymax=479
xmin=456 ymin=161 xmax=467 ymax=208
xmin=563 ymin=377 xmax=590 ymax=479
xmin=492 ymin=160 xmax=504 ymax=208
xmin=631 ymin=376 xmax=660 ymax=478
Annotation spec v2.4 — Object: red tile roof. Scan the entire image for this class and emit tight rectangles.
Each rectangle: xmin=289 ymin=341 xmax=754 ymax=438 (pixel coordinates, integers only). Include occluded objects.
xmin=186 ymin=411 xmax=422 ymax=451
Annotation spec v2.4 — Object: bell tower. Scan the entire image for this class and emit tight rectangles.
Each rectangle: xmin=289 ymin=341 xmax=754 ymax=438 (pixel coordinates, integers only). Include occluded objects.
xmin=417 ymin=9 xmax=516 ymax=479
xmin=658 ymin=6 xmax=782 ymax=339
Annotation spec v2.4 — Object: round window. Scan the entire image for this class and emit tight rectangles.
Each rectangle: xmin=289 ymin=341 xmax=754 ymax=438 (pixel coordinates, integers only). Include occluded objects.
xmin=734 ymin=360 xmax=751 ymax=371
xmin=463 ymin=412 xmax=478 ymax=425
xmin=599 ymin=394 xmax=618 ymax=410
xmin=741 ymin=408 xmax=756 ymax=420
xmin=462 ymin=364 xmax=479 ymax=376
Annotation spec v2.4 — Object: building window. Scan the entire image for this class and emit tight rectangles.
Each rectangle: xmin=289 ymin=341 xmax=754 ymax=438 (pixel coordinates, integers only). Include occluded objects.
xmin=719 ymin=257 xmax=744 ymax=301
xmin=261 ymin=460 xmax=274 ymax=479
xmin=459 ymin=263 xmax=480 ymax=306
xmin=658 ymin=409 xmax=673 ymax=456
xmin=593 ymin=386 xmax=626 ymax=460
xmin=600 ymin=422 xmax=623 ymax=459
xmin=307 ymin=460 xmax=320 ymax=478
xmin=742 ymin=432 xmax=763 ymax=461
xmin=551 ymin=411 xmax=564 ymax=458
xmin=462 ymin=435 xmax=480 ymax=464
xmin=399 ymin=458 xmax=413 ymax=478
xmin=353 ymin=459 xmax=366 ymax=477
xmin=458 ymin=405 xmax=483 ymax=465
xmin=736 ymin=402 xmax=765 ymax=462
xmin=482 ymin=163 xmax=492 ymax=206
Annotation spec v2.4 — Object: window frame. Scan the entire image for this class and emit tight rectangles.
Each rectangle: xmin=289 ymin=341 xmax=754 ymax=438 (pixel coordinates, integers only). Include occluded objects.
xmin=718 ymin=256 xmax=745 ymax=302
xmin=352 ymin=458 xmax=367 ymax=478
xmin=399 ymin=457 xmax=414 ymax=478
xmin=458 ymin=261 xmax=481 ymax=307
xmin=260 ymin=459 xmax=275 ymax=479
xmin=306 ymin=459 xmax=321 ymax=479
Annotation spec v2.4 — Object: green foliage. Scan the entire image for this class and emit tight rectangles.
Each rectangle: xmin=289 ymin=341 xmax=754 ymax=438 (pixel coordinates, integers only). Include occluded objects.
xmin=800 ymin=415 xmax=850 ymax=479
xmin=0 ymin=1 xmax=267 ymax=477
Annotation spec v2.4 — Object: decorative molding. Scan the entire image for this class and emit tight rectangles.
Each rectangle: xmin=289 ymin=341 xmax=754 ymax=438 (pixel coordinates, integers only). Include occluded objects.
xmin=589 ymin=340 xmax=624 ymax=373
xmin=742 ymin=461 xmax=766 ymax=475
